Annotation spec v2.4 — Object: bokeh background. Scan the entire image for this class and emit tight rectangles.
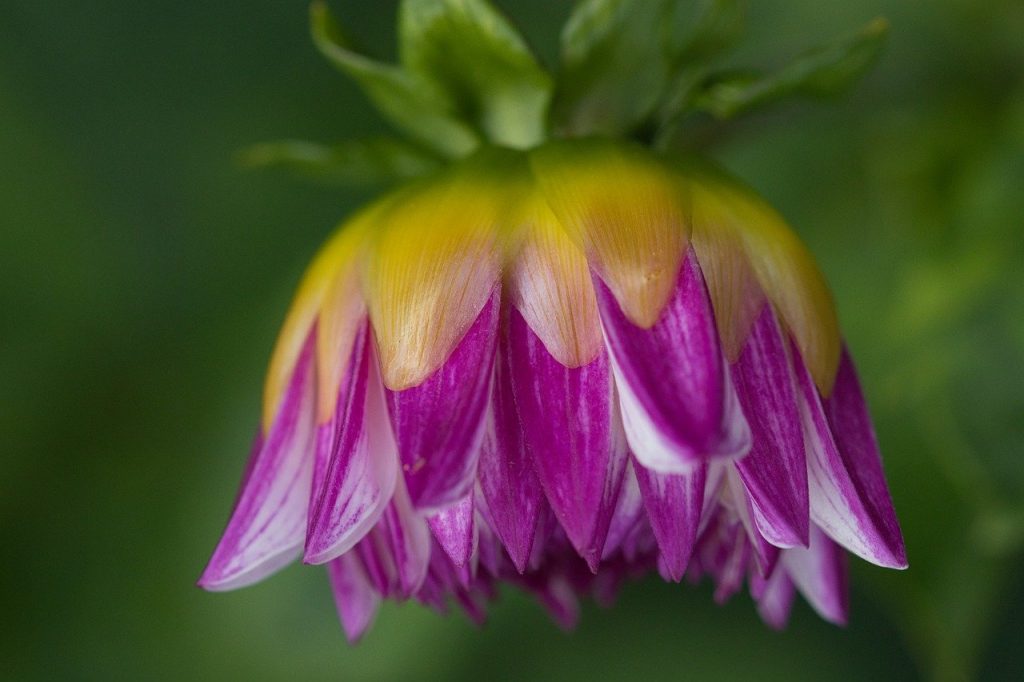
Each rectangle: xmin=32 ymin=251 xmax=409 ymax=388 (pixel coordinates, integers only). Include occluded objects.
xmin=2 ymin=1 xmax=1022 ymax=680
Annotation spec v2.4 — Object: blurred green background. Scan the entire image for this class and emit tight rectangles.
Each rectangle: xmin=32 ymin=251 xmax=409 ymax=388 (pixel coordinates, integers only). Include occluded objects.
xmin=2 ymin=1 xmax=1022 ymax=680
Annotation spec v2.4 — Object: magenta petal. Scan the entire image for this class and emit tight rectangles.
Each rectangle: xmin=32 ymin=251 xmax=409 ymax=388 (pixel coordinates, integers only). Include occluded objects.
xmin=713 ymin=522 xmax=750 ymax=604
xmin=387 ymin=290 xmax=499 ymax=511
xmin=733 ymin=306 xmax=809 ymax=548
xmin=752 ymin=566 xmax=795 ymax=630
xmin=525 ymin=573 xmax=580 ymax=631
xmin=619 ymin=517 xmax=657 ymax=564
xmin=474 ymin=506 xmax=506 ymax=577
xmin=700 ymin=460 xmax=729 ymax=525
xmin=601 ymin=459 xmax=646 ymax=561
xmin=327 ymin=553 xmax=380 ymax=643
xmin=476 ymin=328 xmax=545 ymax=573
xmin=509 ymin=307 xmax=627 ymax=572
xmin=354 ymin=477 xmax=431 ymax=599
xmin=199 ymin=332 xmax=317 ymax=591
xmin=416 ymin=541 xmax=489 ymax=621
xmin=427 ymin=492 xmax=476 ymax=569
xmin=783 ymin=525 xmax=849 ymax=625
xmin=724 ymin=467 xmax=779 ymax=577
xmin=634 ymin=458 xmax=705 ymax=582
xmin=305 ymin=324 xmax=398 ymax=564
xmin=415 ymin=544 xmax=453 ymax=615
xmin=596 ymin=250 xmax=750 ymax=473
xmin=796 ymin=344 xmax=907 ymax=569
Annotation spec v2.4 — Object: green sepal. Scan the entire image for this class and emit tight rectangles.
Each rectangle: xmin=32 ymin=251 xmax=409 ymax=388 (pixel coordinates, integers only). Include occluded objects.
xmin=398 ymin=0 xmax=552 ymax=149
xmin=693 ymin=17 xmax=890 ymax=119
xmin=310 ymin=1 xmax=478 ymax=158
xmin=550 ymin=0 xmax=676 ymax=137
xmin=238 ymin=136 xmax=443 ymax=186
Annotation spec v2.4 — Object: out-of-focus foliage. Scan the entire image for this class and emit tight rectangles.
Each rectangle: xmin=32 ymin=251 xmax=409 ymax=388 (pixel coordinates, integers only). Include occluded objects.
xmin=0 ymin=1 xmax=1020 ymax=681
xmin=691 ymin=17 xmax=890 ymax=120
xmin=239 ymin=136 xmax=443 ymax=186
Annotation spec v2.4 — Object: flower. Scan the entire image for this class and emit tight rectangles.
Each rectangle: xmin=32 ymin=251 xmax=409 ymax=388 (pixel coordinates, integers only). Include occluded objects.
xmin=199 ymin=139 xmax=906 ymax=640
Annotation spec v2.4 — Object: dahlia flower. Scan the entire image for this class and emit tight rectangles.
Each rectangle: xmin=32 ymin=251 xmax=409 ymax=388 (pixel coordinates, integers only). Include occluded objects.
xmin=200 ymin=0 xmax=904 ymax=641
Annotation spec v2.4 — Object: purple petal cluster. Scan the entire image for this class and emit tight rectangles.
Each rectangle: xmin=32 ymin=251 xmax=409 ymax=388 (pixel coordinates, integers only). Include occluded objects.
xmin=200 ymin=234 xmax=905 ymax=641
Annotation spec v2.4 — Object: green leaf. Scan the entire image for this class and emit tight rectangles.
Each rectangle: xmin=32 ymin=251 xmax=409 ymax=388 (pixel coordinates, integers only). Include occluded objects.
xmin=694 ymin=17 xmax=890 ymax=119
xmin=238 ymin=136 xmax=443 ymax=186
xmin=310 ymin=1 xmax=478 ymax=158
xmin=665 ymin=0 xmax=746 ymax=67
xmin=398 ymin=0 xmax=552 ymax=149
xmin=550 ymin=0 xmax=676 ymax=136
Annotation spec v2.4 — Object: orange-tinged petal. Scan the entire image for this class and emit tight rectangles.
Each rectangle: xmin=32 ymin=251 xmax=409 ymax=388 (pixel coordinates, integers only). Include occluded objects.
xmin=314 ymin=201 xmax=395 ymax=424
xmin=262 ymin=212 xmax=374 ymax=432
xmin=685 ymin=165 xmax=840 ymax=395
xmin=316 ymin=264 xmax=365 ymax=425
xmin=365 ymin=151 xmax=522 ymax=390
xmin=731 ymin=193 xmax=840 ymax=396
xmin=506 ymin=189 xmax=602 ymax=368
xmin=689 ymin=181 xmax=766 ymax=363
xmin=529 ymin=139 xmax=689 ymax=329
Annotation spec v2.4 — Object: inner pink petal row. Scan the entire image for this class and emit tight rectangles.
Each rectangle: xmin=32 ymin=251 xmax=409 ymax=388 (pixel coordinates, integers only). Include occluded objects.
xmin=201 ymin=252 xmax=905 ymax=640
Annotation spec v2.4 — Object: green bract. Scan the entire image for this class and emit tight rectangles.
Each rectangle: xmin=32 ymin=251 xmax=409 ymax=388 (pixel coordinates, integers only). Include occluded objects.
xmin=248 ymin=1 xmax=889 ymax=186
xmin=399 ymin=0 xmax=553 ymax=149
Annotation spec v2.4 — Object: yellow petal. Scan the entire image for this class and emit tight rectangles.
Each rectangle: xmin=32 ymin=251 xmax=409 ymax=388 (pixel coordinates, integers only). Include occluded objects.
xmin=689 ymin=180 xmax=766 ymax=362
xmin=690 ymin=166 xmax=840 ymax=395
xmin=529 ymin=139 xmax=689 ymax=328
xmin=365 ymin=151 xmax=522 ymax=390
xmin=506 ymin=188 xmax=602 ymax=367
xmin=314 ymin=201 xmax=394 ymax=424
xmin=262 ymin=209 xmax=373 ymax=431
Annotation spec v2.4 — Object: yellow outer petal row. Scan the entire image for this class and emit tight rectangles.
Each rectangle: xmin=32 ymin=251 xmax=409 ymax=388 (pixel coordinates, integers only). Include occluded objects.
xmin=363 ymin=151 xmax=523 ymax=390
xmin=689 ymin=180 xmax=766 ymax=363
xmin=261 ymin=203 xmax=377 ymax=431
xmin=314 ymin=200 xmax=399 ymax=424
xmin=529 ymin=139 xmax=690 ymax=329
xmin=262 ymin=140 xmax=840 ymax=423
xmin=505 ymin=187 xmax=602 ymax=368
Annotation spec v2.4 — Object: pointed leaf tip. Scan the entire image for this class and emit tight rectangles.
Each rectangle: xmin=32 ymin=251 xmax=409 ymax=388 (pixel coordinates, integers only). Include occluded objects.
xmin=239 ymin=137 xmax=442 ymax=187
xmin=310 ymin=1 xmax=478 ymax=158
xmin=693 ymin=16 xmax=890 ymax=120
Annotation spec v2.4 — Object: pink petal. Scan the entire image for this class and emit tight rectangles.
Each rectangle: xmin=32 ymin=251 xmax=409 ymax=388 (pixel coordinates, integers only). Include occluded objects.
xmin=596 ymin=250 xmax=750 ymax=474
xmin=414 ymin=544 xmax=452 ymax=615
xmin=473 ymin=506 xmax=506 ymax=577
xmin=508 ymin=307 xmax=627 ymax=572
xmin=634 ymin=458 xmax=706 ymax=582
xmin=386 ymin=289 xmax=499 ymax=511
xmin=327 ymin=552 xmax=380 ymax=643
xmin=796 ymin=343 xmax=908 ymax=569
xmin=751 ymin=565 xmax=795 ymax=630
xmin=476 ymin=325 xmax=546 ymax=573
xmin=354 ymin=476 xmax=431 ymax=599
xmin=600 ymin=459 xmax=646 ymax=561
xmin=700 ymin=460 xmax=729 ymax=526
xmin=305 ymin=323 xmax=398 ymax=564
xmin=733 ymin=306 xmax=809 ymax=548
xmin=427 ymin=491 xmax=477 ymax=570
xmin=725 ymin=467 xmax=779 ymax=577
xmin=416 ymin=541 xmax=489 ymax=622
xmin=525 ymin=573 xmax=580 ymax=631
xmin=199 ymin=332 xmax=317 ymax=591
xmin=711 ymin=519 xmax=750 ymax=604
xmin=783 ymin=525 xmax=849 ymax=625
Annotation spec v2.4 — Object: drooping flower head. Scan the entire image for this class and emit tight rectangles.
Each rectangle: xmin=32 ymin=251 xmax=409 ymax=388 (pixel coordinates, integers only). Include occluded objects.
xmin=201 ymin=0 xmax=904 ymax=641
